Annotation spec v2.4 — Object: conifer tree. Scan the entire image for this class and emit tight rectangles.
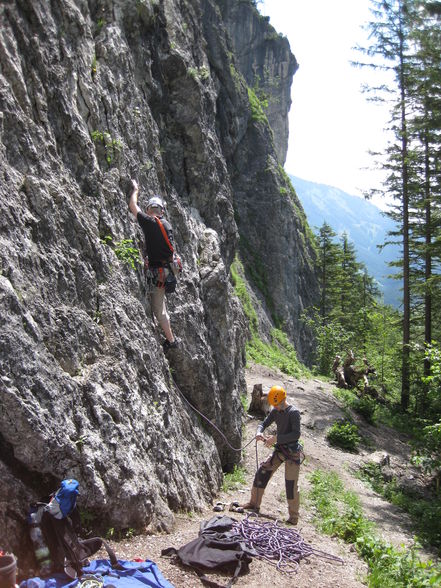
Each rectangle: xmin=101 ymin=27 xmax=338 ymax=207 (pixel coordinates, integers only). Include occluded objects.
xmin=357 ymin=0 xmax=415 ymax=409
xmin=405 ymin=0 xmax=441 ymax=411
xmin=339 ymin=233 xmax=362 ymax=321
xmin=356 ymin=0 xmax=441 ymax=413
xmin=317 ymin=223 xmax=342 ymax=322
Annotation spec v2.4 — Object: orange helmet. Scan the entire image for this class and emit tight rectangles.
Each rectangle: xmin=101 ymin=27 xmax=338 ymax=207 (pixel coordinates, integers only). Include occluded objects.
xmin=268 ymin=385 xmax=287 ymax=407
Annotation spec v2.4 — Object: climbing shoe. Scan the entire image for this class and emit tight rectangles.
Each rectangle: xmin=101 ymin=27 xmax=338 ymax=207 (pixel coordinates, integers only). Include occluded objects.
xmin=229 ymin=501 xmax=244 ymax=513
xmin=162 ymin=339 xmax=178 ymax=352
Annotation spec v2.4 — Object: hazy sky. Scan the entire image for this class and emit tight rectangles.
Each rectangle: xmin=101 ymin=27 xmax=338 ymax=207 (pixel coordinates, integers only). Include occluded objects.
xmin=260 ymin=0 xmax=392 ymax=206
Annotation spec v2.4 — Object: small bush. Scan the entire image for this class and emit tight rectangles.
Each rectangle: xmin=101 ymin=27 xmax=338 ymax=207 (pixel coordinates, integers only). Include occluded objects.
xmin=247 ymin=86 xmax=268 ymax=124
xmin=222 ymin=465 xmax=247 ymax=492
xmin=351 ymin=395 xmax=377 ymax=424
xmin=326 ymin=420 xmax=360 ymax=451
xmin=114 ymin=239 xmax=140 ymax=269
xmin=91 ymin=129 xmax=122 ymax=165
xmin=101 ymin=236 xmax=140 ymax=270
xmin=240 ymin=393 xmax=248 ymax=412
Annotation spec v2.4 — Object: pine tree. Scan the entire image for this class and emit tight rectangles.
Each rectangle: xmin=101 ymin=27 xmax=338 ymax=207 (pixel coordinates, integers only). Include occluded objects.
xmin=405 ymin=1 xmax=441 ymax=412
xmin=338 ymin=234 xmax=380 ymax=347
xmin=317 ymin=223 xmax=343 ymax=323
xmin=357 ymin=0 xmax=416 ymax=409
xmin=339 ymin=233 xmax=362 ymax=321
xmin=355 ymin=0 xmax=441 ymax=413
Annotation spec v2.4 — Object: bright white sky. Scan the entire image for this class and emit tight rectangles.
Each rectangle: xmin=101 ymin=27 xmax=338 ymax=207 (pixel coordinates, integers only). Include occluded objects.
xmin=260 ymin=0 xmax=392 ymax=207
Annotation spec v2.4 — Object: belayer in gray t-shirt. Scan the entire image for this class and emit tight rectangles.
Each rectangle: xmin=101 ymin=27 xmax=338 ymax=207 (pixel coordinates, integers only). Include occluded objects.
xmin=241 ymin=385 xmax=303 ymax=525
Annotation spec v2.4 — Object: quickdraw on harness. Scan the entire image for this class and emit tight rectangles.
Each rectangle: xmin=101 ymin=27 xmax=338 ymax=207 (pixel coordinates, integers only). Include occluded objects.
xmin=145 ymin=264 xmax=168 ymax=289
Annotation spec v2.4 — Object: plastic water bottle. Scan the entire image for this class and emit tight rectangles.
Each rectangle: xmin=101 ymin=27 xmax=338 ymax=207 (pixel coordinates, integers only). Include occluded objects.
xmin=29 ymin=511 xmax=52 ymax=576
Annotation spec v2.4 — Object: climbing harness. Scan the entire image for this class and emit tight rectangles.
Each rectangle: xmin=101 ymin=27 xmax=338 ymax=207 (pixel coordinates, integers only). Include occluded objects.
xmin=168 ymin=379 xmax=333 ymax=573
xmin=144 ymin=264 xmax=167 ymax=289
xmin=154 ymin=216 xmax=173 ymax=254
xmin=143 ymin=217 xmax=181 ymax=295
xmin=143 ymin=213 xmax=181 ymax=294
xmin=231 ymin=516 xmax=344 ymax=573
xmin=276 ymin=443 xmax=305 ymax=465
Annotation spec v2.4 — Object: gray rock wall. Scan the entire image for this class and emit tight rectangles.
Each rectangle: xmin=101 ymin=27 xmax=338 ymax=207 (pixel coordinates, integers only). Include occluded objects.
xmin=0 ymin=0 xmax=318 ymax=561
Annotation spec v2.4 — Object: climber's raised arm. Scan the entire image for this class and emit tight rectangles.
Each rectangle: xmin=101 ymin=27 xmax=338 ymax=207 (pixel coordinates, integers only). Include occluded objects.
xmin=128 ymin=179 xmax=141 ymax=218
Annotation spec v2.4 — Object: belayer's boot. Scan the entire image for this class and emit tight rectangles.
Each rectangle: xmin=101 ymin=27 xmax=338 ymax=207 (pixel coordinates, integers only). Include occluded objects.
xmin=241 ymin=486 xmax=264 ymax=513
xmin=286 ymin=483 xmax=300 ymax=525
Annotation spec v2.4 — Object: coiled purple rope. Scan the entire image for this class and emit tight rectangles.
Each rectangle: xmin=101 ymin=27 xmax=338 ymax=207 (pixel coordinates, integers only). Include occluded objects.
xmin=231 ymin=516 xmax=344 ymax=573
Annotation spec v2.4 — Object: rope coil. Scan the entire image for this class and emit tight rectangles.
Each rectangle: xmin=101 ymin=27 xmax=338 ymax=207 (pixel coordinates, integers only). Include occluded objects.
xmin=232 ymin=516 xmax=344 ymax=573
xmin=172 ymin=380 xmax=344 ymax=573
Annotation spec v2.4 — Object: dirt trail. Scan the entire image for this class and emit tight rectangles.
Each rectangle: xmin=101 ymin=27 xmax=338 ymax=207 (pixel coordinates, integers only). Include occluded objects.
xmin=106 ymin=363 xmax=431 ymax=587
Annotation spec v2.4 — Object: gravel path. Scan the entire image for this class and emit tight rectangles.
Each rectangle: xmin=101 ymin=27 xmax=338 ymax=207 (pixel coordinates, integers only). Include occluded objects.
xmin=103 ymin=363 xmax=432 ymax=587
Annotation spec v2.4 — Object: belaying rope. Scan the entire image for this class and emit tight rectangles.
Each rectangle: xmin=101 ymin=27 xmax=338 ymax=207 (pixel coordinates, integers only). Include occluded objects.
xmin=170 ymin=377 xmax=344 ymax=572
xmin=172 ymin=376 xmax=257 ymax=453
xmin=232 ymin=516 xmax=344 ymax=573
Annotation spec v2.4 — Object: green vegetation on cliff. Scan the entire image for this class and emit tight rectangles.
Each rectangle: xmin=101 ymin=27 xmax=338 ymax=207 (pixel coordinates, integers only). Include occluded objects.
xmin=231 ymin=256 xmax=308 ymax=378
xmin=247 ymin=86 xmax=269 ymax=124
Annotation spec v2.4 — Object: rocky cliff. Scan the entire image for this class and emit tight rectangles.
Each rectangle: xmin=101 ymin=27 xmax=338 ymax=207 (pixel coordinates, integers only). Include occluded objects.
xmin=0 ymin=0 xmax=318 ymax=560
xmin=219 ymin=0 xmax=297 ymax=164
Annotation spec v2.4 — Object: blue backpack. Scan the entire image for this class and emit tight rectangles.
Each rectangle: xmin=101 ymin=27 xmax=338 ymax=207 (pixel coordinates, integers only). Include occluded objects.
xmin=45 ymin=479 xmax=79 ymax=519
xmin=29 ymin=479 xmax=120 ymax=578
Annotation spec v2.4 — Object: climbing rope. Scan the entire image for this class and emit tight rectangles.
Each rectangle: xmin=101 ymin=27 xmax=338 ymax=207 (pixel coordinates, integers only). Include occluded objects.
xmin=232 ymin=516 xmax=344 ymax=573
xmin=172 ymin=376 xmax=257 ymax=453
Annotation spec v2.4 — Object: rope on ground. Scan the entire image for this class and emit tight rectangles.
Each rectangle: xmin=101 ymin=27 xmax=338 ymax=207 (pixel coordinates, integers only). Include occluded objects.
xmin=172 ymin=376 xmax=257 ymax=453
xmin=232 ymin=516 xmax=344 ymax=573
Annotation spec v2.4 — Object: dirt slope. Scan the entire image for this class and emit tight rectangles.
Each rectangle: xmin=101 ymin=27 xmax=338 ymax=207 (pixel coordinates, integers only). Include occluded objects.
xmin=106 ymin=363 xmax=430 ymax=587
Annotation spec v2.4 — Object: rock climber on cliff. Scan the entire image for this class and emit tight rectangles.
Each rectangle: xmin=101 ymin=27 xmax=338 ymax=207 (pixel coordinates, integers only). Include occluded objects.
xmin=241 ymin=385 xmax=303 ymax=525
xmin=128 ymin=179 xmax=179 ymax=352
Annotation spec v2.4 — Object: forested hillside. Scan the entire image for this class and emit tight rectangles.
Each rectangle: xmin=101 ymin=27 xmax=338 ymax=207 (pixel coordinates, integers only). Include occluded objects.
xmin=291 ymin=175 xmax=401 ymax=307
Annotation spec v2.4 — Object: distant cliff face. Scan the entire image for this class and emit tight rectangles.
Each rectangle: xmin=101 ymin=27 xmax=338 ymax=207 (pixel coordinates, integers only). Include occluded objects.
xmin=216 ymin=0 xmax=318 ymax=356
xmin=0 ymin=0 xmax=317 ymax=561
xmin=219 ymin=0 xmax=298 ymax=164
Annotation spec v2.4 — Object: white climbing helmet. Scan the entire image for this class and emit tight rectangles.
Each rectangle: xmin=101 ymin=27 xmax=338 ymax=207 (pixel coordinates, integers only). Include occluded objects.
xmin=147 ymin=195 xmax=165 ymax=212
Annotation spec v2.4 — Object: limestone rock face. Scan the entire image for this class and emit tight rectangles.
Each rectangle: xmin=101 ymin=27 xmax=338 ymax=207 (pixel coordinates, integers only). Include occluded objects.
xmin=218 ymin=0 xmax=298 ymax=164
xmin=0 ymin=0 xmax=318 ymax=560
xmin=207 ymin=2 xmax=318 ymax=358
